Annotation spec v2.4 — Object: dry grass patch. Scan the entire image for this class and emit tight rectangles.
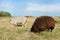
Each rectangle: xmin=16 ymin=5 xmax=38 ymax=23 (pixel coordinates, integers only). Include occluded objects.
xmin=0 ymin=17 xmax=60 ymax=40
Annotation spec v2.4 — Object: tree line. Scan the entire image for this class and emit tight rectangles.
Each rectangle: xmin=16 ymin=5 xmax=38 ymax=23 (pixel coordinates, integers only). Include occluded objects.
xmin=0 ymin=11 xmax=11 ymax=17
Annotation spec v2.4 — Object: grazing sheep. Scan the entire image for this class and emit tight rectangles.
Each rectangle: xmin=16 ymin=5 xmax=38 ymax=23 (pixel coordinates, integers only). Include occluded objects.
xmin=10 ymin=16 xmax=28 ymax=27
xmin=31 ymin=16 xmax=56 ymax=32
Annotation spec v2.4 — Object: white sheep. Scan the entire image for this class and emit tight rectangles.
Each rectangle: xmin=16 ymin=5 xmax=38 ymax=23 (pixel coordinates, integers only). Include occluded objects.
xmin=10 ymin=16 xmax=28 ymax=27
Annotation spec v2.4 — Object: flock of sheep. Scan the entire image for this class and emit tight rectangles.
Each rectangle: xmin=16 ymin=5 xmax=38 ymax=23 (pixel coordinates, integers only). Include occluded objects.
xmin=10 ymin=16 xmax=56 ymax=33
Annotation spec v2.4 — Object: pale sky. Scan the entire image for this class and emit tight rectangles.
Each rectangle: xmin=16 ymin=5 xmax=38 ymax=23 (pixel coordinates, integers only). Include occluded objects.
xmin=0 ymin=0 xmax=60 ymax=16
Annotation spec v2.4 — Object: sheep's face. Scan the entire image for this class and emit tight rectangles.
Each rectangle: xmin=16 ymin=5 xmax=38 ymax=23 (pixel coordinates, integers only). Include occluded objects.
xmin=31 ymin=26 xmax=38 ymax=32
xmin=31 ymin=27 xmax=34 ymax=32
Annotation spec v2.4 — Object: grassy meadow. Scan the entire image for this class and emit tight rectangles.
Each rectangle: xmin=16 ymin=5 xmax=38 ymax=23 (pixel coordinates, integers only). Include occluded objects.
xmin=0 ymin=17 xmax=60 ymax=40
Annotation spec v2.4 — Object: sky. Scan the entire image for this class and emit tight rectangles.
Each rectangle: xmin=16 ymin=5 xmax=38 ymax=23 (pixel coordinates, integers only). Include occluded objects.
xmin=0 ymin=0 xmax=60 ymax=16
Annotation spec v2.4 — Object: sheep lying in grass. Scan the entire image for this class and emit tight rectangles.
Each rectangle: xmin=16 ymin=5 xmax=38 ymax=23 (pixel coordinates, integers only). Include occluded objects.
xmin=10 ymin=16 xmax=28 ymax=27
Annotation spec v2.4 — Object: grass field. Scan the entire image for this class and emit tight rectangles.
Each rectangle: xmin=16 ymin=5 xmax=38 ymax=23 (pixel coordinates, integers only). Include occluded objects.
xmin=0 ymin=17 xmax=60 ymax=40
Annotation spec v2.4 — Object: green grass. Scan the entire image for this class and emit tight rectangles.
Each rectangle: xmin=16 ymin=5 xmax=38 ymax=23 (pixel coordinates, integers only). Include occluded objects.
xmin=0 ymin=17 xmax=60 ymax=40
xmin=56 ymin=20 xmax=60 ymax=24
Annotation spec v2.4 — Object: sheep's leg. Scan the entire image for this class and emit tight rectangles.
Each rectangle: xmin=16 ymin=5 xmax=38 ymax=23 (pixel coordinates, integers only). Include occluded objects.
xmin=50 ymin=27 xmax=54 ymax=32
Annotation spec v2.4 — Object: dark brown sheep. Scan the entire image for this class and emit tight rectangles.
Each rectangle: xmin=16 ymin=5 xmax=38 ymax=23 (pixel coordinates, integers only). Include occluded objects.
xmin=31 ymin=16 xmax=56 ymax=32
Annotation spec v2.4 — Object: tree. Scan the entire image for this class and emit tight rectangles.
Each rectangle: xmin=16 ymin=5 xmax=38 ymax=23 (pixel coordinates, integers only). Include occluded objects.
xmin=0 ymin=11 xmax=11 ymax=17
